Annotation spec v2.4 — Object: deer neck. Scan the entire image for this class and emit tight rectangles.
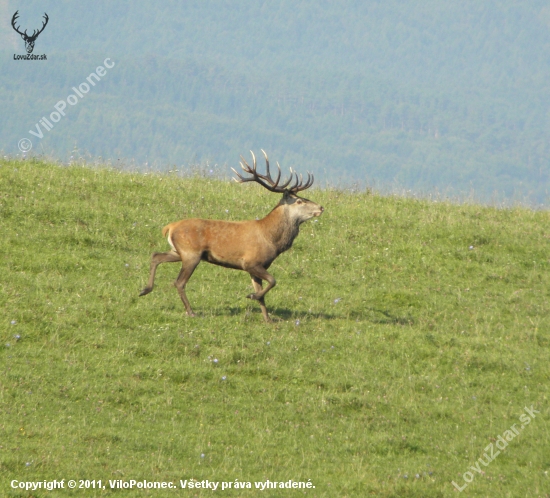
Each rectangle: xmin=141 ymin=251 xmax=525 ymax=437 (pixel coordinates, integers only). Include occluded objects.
xmin=262 ymin=205 xmax=301 ymax=254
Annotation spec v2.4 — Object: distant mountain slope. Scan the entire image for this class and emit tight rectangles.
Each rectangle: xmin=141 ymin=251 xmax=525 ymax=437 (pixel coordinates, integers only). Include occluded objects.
xmin=2 ymin=0 xmax=550 ymax=202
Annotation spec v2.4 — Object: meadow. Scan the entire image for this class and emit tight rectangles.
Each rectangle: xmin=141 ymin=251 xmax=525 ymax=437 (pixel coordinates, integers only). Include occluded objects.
xmin=0 ymin=158 xmax=548 ymax=497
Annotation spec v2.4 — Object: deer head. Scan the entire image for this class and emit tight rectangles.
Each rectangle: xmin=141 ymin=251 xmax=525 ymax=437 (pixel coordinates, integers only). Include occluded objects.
xmin=12 ymin=11 xmax=49 ymax=54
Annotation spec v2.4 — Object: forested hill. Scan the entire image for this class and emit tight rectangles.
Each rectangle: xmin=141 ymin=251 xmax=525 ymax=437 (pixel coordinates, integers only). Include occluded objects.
xmin=2 ymin=0 xmax=550 ymax=203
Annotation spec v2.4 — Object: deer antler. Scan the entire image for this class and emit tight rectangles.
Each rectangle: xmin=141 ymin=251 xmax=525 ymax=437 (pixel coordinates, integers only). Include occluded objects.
xmin=30 ymin=13 xmax=49 ymax=40
xmin=11 ymin=11 xmax=48 ymax=40
xmin=232 ymin=150 xmax=314 ymax=193
xmin=11 ymin=11 xmax=25 ymax=37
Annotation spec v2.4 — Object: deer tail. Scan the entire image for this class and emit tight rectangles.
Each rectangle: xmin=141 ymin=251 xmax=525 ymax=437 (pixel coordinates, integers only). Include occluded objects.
xmin=162 ymin=223 xmax=177 ymax=252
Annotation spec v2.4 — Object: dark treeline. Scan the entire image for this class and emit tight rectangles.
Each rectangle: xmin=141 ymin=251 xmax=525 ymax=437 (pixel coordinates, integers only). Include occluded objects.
xmin=1 ymin=1 xmax=550 ymax=203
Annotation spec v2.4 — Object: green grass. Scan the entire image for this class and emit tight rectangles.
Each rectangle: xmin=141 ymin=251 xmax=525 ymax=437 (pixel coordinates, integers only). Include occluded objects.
xmin=1 ymin=158 xmax=549 ymax=497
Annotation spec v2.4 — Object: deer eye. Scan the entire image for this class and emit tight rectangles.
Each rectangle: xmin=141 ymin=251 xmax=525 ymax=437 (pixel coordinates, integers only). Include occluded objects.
xmin=297 ymin=199 xmax=303 ymax=204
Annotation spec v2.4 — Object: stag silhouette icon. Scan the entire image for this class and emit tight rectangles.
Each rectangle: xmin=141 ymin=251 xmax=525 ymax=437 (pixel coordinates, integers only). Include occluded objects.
xmin=11 ymin=11 xmax=49 ymax=54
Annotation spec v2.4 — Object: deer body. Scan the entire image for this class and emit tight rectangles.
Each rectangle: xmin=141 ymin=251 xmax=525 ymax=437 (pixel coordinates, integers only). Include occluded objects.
xmin=140 ymin=152 xmax=323 ymax=322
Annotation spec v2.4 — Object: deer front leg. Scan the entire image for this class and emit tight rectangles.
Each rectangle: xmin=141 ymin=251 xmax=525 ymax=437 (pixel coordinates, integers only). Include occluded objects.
xmin=247 ymin=267 xmax=276 ymax=322
xmin=246 ymin=266 xmax=276 ymax=300
xmin=251 ymin=276 xmax=270 ymax=322
xmin=139 ymin=251 xmax=181 ymax=296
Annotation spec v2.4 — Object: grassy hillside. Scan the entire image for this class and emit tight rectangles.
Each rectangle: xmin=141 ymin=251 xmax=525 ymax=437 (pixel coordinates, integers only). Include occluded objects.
xmin=0 ymin=159 xmax=549 ymax=497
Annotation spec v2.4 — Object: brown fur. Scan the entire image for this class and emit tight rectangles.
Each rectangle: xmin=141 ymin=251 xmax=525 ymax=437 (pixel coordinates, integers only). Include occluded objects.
xmin=140 ymin=191 xmax=323 ymax=322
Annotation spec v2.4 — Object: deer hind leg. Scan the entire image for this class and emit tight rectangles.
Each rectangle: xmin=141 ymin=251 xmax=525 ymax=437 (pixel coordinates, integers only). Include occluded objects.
xmin=251 ymin=276 xmax=270 ymax=322
xmin=174 ymin=256 xmax=201 ymax=317
xmin=139 ymin=251 xmax=181 ymax=296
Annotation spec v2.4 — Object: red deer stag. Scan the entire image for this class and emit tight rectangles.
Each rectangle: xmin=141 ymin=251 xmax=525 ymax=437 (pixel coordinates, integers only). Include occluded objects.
xmin=139 ymin=150 xmax=324 ymax=322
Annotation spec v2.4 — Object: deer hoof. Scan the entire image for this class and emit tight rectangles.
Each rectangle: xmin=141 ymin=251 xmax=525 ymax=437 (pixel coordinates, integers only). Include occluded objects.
xmin=246 ymin=293 xmax=259 ymax=300
xmin=139 ymin=287 xmax=152 ymax=296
